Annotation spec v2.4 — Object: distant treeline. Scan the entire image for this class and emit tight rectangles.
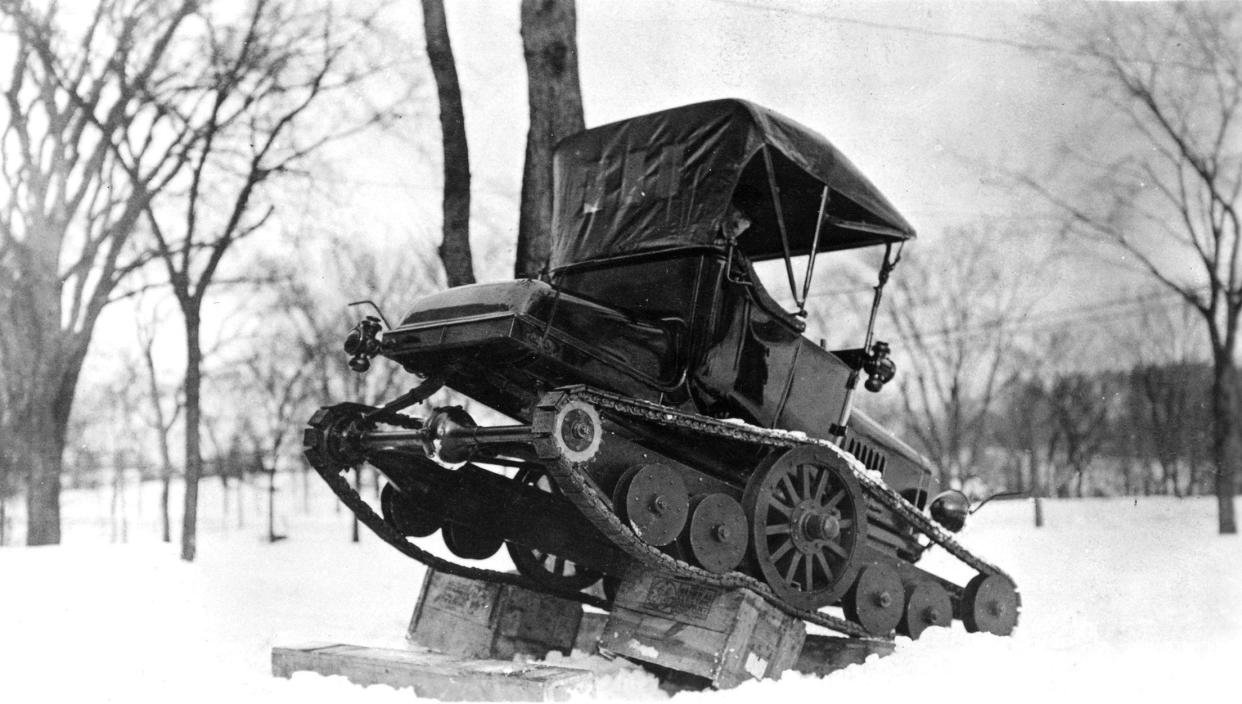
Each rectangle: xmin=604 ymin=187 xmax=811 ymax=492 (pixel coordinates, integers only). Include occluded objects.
xmin=965 ymin=362 xmax=1238 ymax=499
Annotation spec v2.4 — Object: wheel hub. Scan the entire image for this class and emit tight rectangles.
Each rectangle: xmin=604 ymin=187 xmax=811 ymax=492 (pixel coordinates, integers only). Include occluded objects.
xmin=547 ymin=400 xmax=602 ymax=463
xmin=616 ymin=463 xmax=689 ymax=547
xmin=797 ymin=504 xmax=842 ymax=542
xmin=561 ymin=409 xmax=596 ymax=452
xmin=790 ymin=499 xmax=845 ymax=554
xmin=843 ymin=563 xmax=904 ymax=636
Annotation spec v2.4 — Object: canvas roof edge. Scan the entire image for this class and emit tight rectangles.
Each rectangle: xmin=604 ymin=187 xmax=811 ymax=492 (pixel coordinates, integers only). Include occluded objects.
xmin=549 ymin=98 xmax=915 ymax=271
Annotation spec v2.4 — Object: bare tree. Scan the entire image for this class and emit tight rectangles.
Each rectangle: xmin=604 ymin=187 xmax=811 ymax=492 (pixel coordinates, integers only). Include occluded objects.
xmin=1046 ymin=372 xmax=1114 ymax=498
xmin=885 ymin=227 xmax=1031 ymax=489
xmin=1028 ymin=4 xmax=1242 ymax=533
xmin=241 ymin=352 xmax=310 ymax=543
xmin=0 ymin=0 xmax=203 ymax=544
xmin=420 ymin=0 xmax=473 ymax=287
xmin=136 ymin=309 xmax=182 ymax=543
xmin=257 ymin=235 xmax=438 ymax=516
xmin=1118 ymin=301 xmax=1212 ymax=496
xmin=996 ymin=371 xmax=1056 ymax=524
xmin=136 ymin=0 xmax=401 ymax=561
xmin=516 ymin=0 xmax=583 ymax=278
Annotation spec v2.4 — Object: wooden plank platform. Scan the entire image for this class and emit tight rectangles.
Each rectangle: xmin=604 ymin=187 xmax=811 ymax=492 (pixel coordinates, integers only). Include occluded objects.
xmin=272 ymin=643 xmax=596 ymax=701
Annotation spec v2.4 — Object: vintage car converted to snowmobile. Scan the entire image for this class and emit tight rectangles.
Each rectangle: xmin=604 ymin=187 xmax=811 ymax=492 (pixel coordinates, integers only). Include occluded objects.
xmin=303 ymin=99 xmax=1018 ymax=638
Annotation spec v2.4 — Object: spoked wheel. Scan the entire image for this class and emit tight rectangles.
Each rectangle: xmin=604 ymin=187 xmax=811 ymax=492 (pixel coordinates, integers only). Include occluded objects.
xmin=743 ymin=446 xmax=867 ymax=610
xmin=962 ymin=574 xmax=1021 ymax=635
xmin=380 ymin=483 xmax=442 ymax=538
xmin=506 ymin=466 xmax=602 ymax=592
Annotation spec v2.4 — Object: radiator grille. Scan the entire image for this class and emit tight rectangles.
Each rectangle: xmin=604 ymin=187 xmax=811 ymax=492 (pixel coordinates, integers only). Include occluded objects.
xmin=845 ymin=437 xmax=887 ymax=474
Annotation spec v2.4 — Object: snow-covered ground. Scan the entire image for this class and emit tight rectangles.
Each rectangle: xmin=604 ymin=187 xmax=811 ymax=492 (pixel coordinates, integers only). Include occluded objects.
xmin=1 ymin=480 xmax=1239 ymax=703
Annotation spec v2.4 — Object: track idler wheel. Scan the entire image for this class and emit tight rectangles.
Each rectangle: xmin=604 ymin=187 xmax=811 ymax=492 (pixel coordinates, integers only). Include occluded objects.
xmin=506 ymin=467 xmax=602 ymax=592
xmin=303 ymin=403 xmax=373 ymax=472
xmin=442 ymin=523 xmax=503 ymax=560
xmin=897 ymin=582 xmax=952 ymax=638
xmin=842 ymin=563 xmax=904 ymax=636
xmin=538 ymin=398 xmax=603 ymax=463
xmin=743 ymin=446 xmax=867 ymax=610
xmin=614 ymin=464 xmax=689 ymax=547
xmin=962 ymin=574 xmax=1021 ymax=635
xmin=682 ymin=494 xmax=748 ymax=574
xmin=379 ymin=483 xmax=441 ymax=538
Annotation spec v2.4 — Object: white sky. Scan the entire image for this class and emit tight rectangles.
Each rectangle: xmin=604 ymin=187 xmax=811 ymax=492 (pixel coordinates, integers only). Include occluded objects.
xmin=59 ymin=1 xmax=1205 ymax=390
xmin=352 ymin=1 xmax=1077 ymax=261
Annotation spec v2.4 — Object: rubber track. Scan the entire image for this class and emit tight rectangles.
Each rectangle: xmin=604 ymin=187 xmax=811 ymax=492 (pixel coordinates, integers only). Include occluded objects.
xmin=315 ymin=385 xmax=1014 ymax=640
xmin=310 ymin=455 xmax=609 ymax=611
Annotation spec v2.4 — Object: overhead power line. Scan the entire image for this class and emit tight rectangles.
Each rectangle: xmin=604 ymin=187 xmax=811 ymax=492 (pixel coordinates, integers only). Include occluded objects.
xmin=706 ymin=0 xmax=1217 ymax=73
xmin=899 ymin=286 xmax=1197 ymax=344
xmin=784 ymin=284 xmax=1201 ymax=345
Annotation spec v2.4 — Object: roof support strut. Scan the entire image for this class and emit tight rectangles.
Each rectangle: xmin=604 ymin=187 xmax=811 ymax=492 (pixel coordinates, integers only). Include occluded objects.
xmin=832 ymin=242 xmax=903 ymax=439
xmin=762 ymin=146 xmax=800 ymax=311
xmin=799 ymin=185 xmax=831 ymax=313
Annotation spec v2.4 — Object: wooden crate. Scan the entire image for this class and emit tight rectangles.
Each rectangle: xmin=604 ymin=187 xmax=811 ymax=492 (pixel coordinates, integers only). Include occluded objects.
xmin=793 ymin=634 xmax=895 ymax=676
xmin=598 ymin=572 xmax=805 ymax=689
xmin=572 ymin=611 xmax=609 ymax=655
xmin=407 ymin=569 xmax=584 ymax=660
xmin=272 ymin=643 xmax=594 ymax=701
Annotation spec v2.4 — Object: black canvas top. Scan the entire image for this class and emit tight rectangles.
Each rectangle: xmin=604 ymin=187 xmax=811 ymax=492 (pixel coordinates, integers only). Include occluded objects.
xmin=550 ymin=99 xmax=915 ymax=270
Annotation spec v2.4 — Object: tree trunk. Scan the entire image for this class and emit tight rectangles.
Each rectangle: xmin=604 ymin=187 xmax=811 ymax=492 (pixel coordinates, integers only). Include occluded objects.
xmin=149 ymin=374 xmax=175 ymax=543
xmin=1031 ymin=451 xmax=1045 ymax=528
xmin=12 ymin=257 xmax=77 ymax=545
xmin=180 ymin=307 xmax=204 ymax=561
xmin=1188 ymin=449 xmax=1201 ymax=496
xmin=351 ymin=466 xmax=361 ymax=543
xmin=516 ymin=0 xmax=584 ymax=278
xmin=420 ymin=0 xmax=474 ymax=287
xmin=159 ymin=473 xmax=171 ymax=543
xmin=24 ymin=422 xmax=63 ymax=546
xmin=21 ymin=343 xmax=85 ymax=546
xmin=221 ymin=474 xmax=230 ymax=531
xmin=110 ymin=457 xmax=121 ymax=543
xmin=1210 ymin=351 xmax=1238 ymax=534
xmin=267 ymin=464 xmax=277 ymax=543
